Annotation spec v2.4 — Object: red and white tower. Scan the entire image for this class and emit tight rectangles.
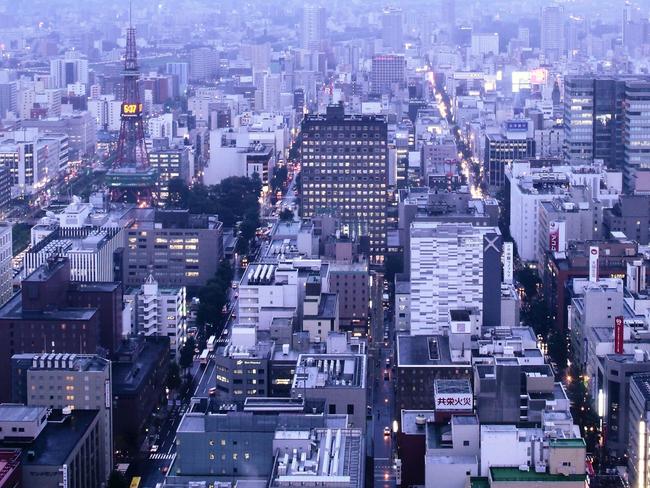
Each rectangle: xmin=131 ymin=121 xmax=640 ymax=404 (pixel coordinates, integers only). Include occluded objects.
xmin=106 ymin=21 xmax=157 ymax=206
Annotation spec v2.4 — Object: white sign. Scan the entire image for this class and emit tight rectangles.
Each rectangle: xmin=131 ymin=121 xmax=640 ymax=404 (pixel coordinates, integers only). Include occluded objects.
xmin=435 ymin=392 xmax=473 ymax=411
xmin=589 ymin=246 xmax=599 ymax=282
xmin=503 ymin=242 xmax=514 ymax=284
xmin=62 ymin=464 xmax=68 ymax=488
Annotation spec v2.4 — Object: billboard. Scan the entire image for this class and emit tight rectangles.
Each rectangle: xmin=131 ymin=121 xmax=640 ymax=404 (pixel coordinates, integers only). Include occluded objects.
xmin=530 ymin=68 xmax=548 ymax=84
xmin=615 ymin=316 xmax=624 ymax=354
xmin=549 ymin=221 xmax=566 ymax=252
xmin=435 ymin=392 xmax=473 ymax=411
xmin=503 ymin=242 xmax=514 ymax=284
xmin=589 ymin=246 xmax=599 ymax=282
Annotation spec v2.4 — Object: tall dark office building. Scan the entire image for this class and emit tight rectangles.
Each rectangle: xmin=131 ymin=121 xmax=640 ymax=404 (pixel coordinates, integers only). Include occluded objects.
xmin=300 ymin=105 xmax=388 ymax=265
xmin=563 ymin=75 xmax=650 ymax=192
xmin=370 ymin=54 xmax=405 ymax=96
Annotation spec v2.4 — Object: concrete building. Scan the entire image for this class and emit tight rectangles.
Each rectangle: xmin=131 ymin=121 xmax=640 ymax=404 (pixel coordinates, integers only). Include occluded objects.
xmin=189 ymin=47 xmax=217 ymax=81
xmin=0 ymin=258 xmax=125 ymax=401
xmin=291 ymin=353 xmax=367 ymax=431
xmin=0 ymin=405 xmax=102 ymax=488
xmin=370 ymin=55 xmax=405 ymax=96
xmin=470 ymin=33 xmax=499 ymax=58
xmin=0 ymin=223 xmax=11 ymax=307
xmin=628 ymin=373 xmax=650 ymax=488
xmin=381 ymin=7 xmax=404 ymax=53
xmin=0 ymin=129 xmax=68 ymax=197
xmin=540 ymin=5 xmax=564 ymax=61
xmin=395 ymin=335 xmax=472 ymax=411
xmin=301 ymin=5 xmax=326 ymax=51
xmin=111 ymin=336 xmax=170 ymax=454
xmin=397 ymin=187 xmax=499 ymax=271
xmin=148 ymin=145 xmax=194 ymax=205
xmin=205 ymin=128 xmax=275 ymax=185
xmin=603 ymin=194 xmax=650 ymax=245
xmin=300 ymin=106 xmax=388 ymax=265
xmin=269 ymin=427 xmax=365 ymax=488
xmin=10 ymin=353 xmax=113 ymax=483
xmin=238 ymin=259 xmax=329 ymax=330
xmin=49 ymin=52 xmax=88 ymax=89
xmin=123 ymin=209 xmax=223 ymax=287
xmin=21 ymin=111 xmax=96 ymax=158
xmin=125 ymin=274 xmax=187 ymax=358
xmin=484 ymin=120 xmax=535 ymax=189
xmin=327 ymin=261 xmax=369 ymax=334
xmin=409 ymin=222 xmax=502 ymax=333
xmin=214 ymin=325 xmax=274 ymax=401
xmin=169 ymin=397 xmax=349 ymax=484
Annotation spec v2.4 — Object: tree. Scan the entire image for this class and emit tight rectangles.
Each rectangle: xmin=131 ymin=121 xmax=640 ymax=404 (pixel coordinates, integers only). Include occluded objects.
xmin=179 ymin=337 xmax=196 ymax=371
xmin=279 ymin=208 xmax=294 ymax=221
xmin=107 ymin=470 xmax=128 ymax=488
xmin=166 ymin=361 xmax=182 ymax=391
xmin=270 ymin=165 xmax=289 ymax=193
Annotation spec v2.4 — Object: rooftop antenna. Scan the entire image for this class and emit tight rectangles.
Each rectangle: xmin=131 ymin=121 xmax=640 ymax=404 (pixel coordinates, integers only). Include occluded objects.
xmin=129 ymin=0 xmax=133 ymax=27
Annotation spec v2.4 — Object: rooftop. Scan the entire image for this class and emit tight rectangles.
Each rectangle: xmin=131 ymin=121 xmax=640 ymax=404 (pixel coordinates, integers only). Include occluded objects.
xmin=397 ymin=335 xmax=458 ymax=367
xmin=490 ymin=467 xmax=587 ymax=483
xmin=549 ymin=438 xmax=586 ymax=449
xmin=22 ymin=410 xmax=99 ymax=466
xmin=292 ymin=354 xmax=366 ymax=389
xmin=0 ymin=404 xmax=46 ymax=423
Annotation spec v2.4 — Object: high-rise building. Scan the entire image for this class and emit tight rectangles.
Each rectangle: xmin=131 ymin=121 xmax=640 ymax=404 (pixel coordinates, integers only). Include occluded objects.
xmin=123 ymin=210 xmax=223 ymax=287
xmin=370 ymin=54 xmax=405 ymax=96
xmin=623 ymin=80 xmax=650 ymax=193
xmin=484 ymin=119 xmax=536 ymax=188
xmin=409 ymin=222 xmax=502 ymax=334
xmin=0 ymin=223 xmax=12 ymax=307
xmin=11 ymin=353 xmax=113 ymax=483
xmin=165 ymin=62 xmax=189 ymax=95
xmin=125 ymin=274 xmax=187 ymax=358
xmin=0 ymin=81 xmax=16 ymax=118
xmin=301 ymin=5 xmax=326 ymax=51
xmin=540 ymin=5 xmax=564 ymax=61
xmin=49 ymin=51 xmax=89 ymax=89
xmin=300 ymin=105 xmax=388 ymax=265
xmin=0 ymin=257 xmax=125 ymax=400
xmin=189 ymin=47 xmax=217 ymax=81
xmin=382 ymin=7 xmax=404 ymax=53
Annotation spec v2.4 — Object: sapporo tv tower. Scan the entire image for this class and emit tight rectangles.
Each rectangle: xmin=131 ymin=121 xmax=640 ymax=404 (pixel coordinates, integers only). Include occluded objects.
xmin=105 ymin=6 xmax=157 ymax=206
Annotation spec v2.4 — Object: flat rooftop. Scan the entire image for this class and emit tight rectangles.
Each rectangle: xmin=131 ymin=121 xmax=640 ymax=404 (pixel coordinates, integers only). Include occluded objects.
xmin=23 ymin=410 xmax=99 ymax=466
xmin=0 ymin=404 xmax=46 ymax=423
xmin=292 ymin=354 xmax=366 ymax=389
xmin=490 ymin=467 xmax=587 ymax=483
xmin=397 ymin=335 xmax=457 ymax=367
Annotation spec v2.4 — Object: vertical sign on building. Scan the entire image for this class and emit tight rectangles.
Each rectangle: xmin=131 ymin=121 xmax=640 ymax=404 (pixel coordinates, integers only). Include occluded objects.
xmin=104 ymin=379 xmax=111 ymax=409
xmin=549 ymin=221 xmax=566 ymax=253
xmin=503 ymin=242 xmax=514 ymax=284
xmin=614 ymin=316 xmax=624 ymax=354
xmin=62 ymin=464 xmax=69 ymax=488
xmin=549 ymin=222 xmax=560 ymax=252
xmin=589 ymin=246 xmax=599 ymax=282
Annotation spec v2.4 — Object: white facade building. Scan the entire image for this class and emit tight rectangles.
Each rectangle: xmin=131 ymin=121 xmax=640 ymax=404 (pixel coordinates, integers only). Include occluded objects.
xmin=409 ymin=222 xmax=499 ymax=335
xmin=0 ymin=223 xmax=11 ymax=306
xmin=128 ymin=274 xmax=187 ymax=358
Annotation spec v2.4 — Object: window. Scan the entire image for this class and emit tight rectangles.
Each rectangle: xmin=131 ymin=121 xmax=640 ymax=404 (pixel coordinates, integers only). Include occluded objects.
xmin=347 ymin=404 xmax=354 ymax=415
xmin=329 ymin=404 xmax=336 ymax=414
xmin=463 ymin=440 xmax=470 ymax=446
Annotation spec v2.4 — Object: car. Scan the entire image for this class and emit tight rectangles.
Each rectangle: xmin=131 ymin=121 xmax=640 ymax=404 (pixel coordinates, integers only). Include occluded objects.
xmin=150 ymin=444 xmax=159 ymax=453
xmin=383 ymin=427 xmax=391 ymax=436
xmin=232 ymin=281 xmax=238 ymax=289
xmin=208 ymin=387 xmax=217 ymax=396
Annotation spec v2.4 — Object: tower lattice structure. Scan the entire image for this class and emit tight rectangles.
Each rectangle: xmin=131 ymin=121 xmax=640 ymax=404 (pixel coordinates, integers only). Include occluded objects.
xmin=106 ymin=25 xmax=157 ymax=206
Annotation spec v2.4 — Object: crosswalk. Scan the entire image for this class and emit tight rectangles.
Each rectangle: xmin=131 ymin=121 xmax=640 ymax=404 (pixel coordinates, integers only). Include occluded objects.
xmin=149 ymin=453 xmax=174 ymax=460
xmin=374 ymin=458 xmax=396 ymax=487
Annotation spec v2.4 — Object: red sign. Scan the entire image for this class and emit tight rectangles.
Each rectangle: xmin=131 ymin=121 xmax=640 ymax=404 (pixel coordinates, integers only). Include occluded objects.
xmin=549 ymin=229 xmax=559 ymax=252
xmin=614 ymin=316 xmax=624 ymax=354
